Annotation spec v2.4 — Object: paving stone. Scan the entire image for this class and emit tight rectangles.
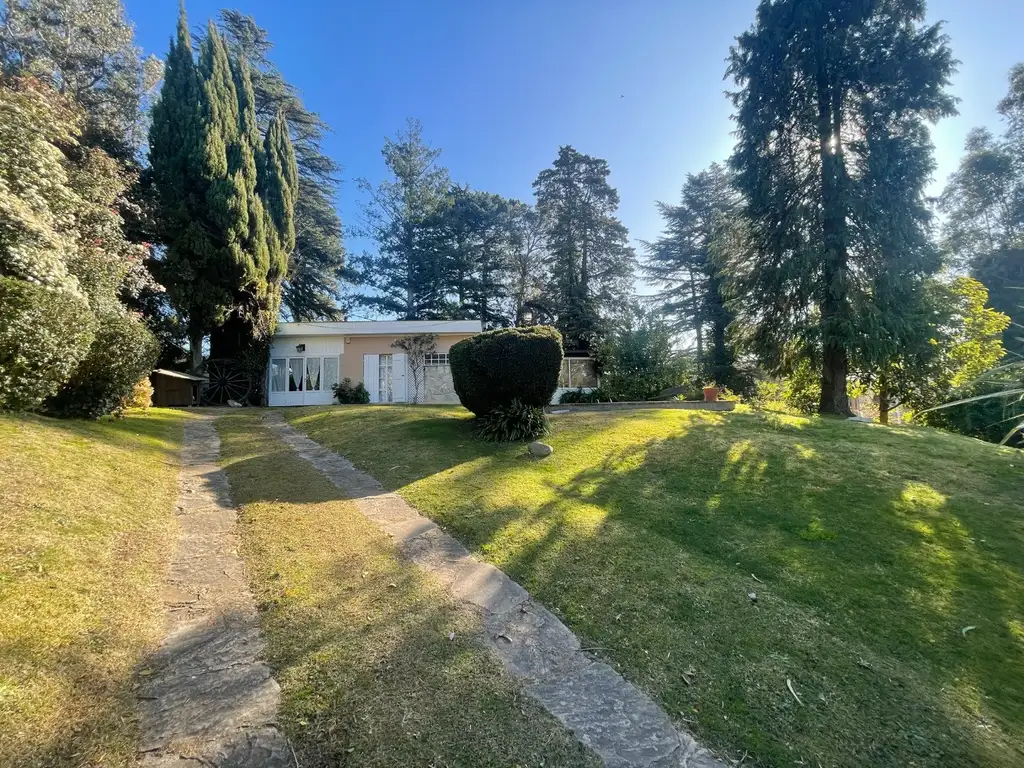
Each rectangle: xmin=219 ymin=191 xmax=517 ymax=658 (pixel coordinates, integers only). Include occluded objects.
xmin=450 ymin=559 xmax=530 ymax=615
xmin=137 ymin=416 xmax=292 ymax=767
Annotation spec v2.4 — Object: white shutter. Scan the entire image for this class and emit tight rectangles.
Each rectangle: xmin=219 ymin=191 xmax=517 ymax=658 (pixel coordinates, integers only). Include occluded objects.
xmin=392 ymin=353 xmax=408 ymax=403
xmin=363 ymin=354 xmax=379 ymax=403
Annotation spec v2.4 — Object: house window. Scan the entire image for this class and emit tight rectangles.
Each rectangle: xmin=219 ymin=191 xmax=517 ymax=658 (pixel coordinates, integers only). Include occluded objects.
xmin=378 ymin=354 xmax=394 ymax=403
xmin=270 ymin=359 xmax=287 ymax=392
xmin=423 ymin=352 xmax=449 ymax=366
xmin=560 ymin=358 xmax=598 ymax=389
xmin=323 ymin=357 xmax=339 ymax=393
xmin=569 ymin=358 xmax=598 ymax=388
xmin=288 ymin=358 xmax=304 ymax=392
xmin=305 ymin=357 xmax=321 ymax=392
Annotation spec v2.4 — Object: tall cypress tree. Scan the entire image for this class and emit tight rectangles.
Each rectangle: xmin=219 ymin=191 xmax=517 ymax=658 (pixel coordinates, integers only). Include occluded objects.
xmin=726 ymin=0 xmax=956 ymax=414
xmin=260 ymin=108 xmax=298 ymax=326
xmin=150 ymin=6 xmax=298 ymax=370
xmin=197 ymin=22 xmax=250 ymax=288
xmin=218 ymin=10 xmax=346 ymax=322
xmin=208 ymin=50 xmax=275 ymax=359
xmin=149 ymin=4 xmax=234 ymax=371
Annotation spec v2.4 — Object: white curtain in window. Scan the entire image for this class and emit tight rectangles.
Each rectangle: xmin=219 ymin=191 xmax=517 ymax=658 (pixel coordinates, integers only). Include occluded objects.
xmin=323 ymin=357 xmax=339 ymax=393
xmin=305 ymin=357 xmax=321 ymax=391
xmin=270 ymin=359 xmax=287 ymax=392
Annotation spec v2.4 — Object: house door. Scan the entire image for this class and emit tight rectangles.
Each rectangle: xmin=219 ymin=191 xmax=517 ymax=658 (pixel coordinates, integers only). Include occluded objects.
xmin=363 ymin=353 xmax=407 ymax=403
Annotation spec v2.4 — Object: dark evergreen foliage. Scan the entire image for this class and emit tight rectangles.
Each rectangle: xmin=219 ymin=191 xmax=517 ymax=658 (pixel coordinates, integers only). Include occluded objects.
xmin=150 ymin=7 xmax=297 ymax=369
xmin=726 ymin=0 xmax=956 ymax=414
xmin=354 ymin=119 xmax=453 ymax=319
xmin=218 ymin=10 xmax=347 ymax=321
xmin=644 ymin=163 xmax=739 ymax=388
xmin=533 ymin=146 xmax=635 ymax=352
xmin=449 ymin=325 xmax=563 ymax=416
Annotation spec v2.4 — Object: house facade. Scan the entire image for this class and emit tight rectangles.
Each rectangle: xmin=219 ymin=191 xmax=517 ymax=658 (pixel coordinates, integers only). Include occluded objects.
xmin=267 ymin=320 xmax=481 ymax=407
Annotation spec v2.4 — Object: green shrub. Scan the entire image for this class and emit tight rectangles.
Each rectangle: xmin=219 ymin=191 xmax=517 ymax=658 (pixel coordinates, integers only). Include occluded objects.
xmin=558 ymin=387 xmax=612 ymax=404
xmin=920 ymin=377 xmax=1024 ymax=446
xmin=598 ymin=319 xmax=696 ymax=401
xmin=46 ymin=311 xmax=159 ymax=419
xmin=450 ymin=326 xmax=563 ymax=416
xmin=333 ymin=377 xmax=370 ymax=404
xmin=474 ymin=399 xmax=549 ymax=442
xmin=0 ymin=278 xmax=95 ymax=411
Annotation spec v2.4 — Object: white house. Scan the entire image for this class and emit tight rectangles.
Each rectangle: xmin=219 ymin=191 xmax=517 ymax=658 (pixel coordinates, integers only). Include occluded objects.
xmin=267 ymin=320 xmax=481 ymax=407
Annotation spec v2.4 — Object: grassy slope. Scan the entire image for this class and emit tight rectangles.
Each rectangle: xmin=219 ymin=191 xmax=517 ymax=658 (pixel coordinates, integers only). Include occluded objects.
xmin=216 ymin=413 xmax=599 ymax=768
xmin=286 ymin=405 xmax=1024 ymax=768
xmin=0 ymin=409 xmax=185 ymax=767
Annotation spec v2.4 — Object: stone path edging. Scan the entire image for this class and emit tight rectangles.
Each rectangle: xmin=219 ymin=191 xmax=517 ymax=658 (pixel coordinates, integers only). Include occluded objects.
xmin=264 ymin=412 xmax=726 ymax=768
xmin=137 ymin=415 xmax=292 ymax=767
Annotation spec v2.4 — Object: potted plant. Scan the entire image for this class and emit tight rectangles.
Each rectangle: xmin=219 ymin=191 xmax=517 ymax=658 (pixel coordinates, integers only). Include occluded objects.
xmin=703 ymin=383 xmax=719 ymax=402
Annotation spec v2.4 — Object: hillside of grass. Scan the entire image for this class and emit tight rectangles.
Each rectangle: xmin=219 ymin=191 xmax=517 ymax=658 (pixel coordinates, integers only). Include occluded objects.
xmin=0 ymin=410 xmax=186 ymax=767
xmin=285 ymin=405 xmax=1024 ymax=768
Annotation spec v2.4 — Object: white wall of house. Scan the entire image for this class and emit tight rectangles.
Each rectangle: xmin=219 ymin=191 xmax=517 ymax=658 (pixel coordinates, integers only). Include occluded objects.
xmin=268 ymin=335 xmax=344 ymax=407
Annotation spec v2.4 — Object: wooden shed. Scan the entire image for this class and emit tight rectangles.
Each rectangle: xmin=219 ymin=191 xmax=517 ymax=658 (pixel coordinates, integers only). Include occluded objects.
xmin=151 ymin=369 xmax=207 ymax=407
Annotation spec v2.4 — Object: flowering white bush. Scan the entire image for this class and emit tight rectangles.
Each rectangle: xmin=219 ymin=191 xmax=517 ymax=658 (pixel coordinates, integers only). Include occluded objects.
xmin=0 ymin=78 xmax=156 ymax=416
xmin=0 ymin=278 xmax=95 ymax=410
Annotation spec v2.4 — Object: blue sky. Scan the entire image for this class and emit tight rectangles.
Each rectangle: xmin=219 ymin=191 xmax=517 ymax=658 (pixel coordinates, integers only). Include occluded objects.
xmin=125 ymin=0 xmax=1024 ymax=300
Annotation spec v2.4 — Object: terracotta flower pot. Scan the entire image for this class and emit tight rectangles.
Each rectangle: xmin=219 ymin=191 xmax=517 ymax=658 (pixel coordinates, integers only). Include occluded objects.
xmin=703 ymin=386 xmax=719 ymax=403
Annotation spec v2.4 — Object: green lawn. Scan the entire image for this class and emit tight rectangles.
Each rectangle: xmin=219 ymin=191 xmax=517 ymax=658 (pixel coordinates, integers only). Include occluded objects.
xmin=0 ymin=409 xmax=186 ymax=768
xmin=284 ymin=405 xmax=1024 ymax=768
xmin=216 ymin=413 xmax=599 ymax=767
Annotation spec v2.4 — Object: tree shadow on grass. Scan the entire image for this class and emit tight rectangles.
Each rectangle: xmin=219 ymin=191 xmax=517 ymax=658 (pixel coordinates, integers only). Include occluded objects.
xmin=262 ymin=407 xmax=1024 ymax=766
xmin=464 ymin=416 xmax=1024 ymax=767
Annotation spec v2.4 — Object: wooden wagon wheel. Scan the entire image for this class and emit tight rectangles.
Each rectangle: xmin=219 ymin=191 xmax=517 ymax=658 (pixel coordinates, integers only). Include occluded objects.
xmin=200 ymin=358 xmax=253 ymax=405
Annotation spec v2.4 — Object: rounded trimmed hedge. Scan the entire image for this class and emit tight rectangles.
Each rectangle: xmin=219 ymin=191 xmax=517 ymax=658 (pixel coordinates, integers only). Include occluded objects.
xmin=450 ymin=325 xmax=563 ymax=416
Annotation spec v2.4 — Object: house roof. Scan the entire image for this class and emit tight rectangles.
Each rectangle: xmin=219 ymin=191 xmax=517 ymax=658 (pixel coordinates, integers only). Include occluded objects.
xmin=274 ymin=320 xmax=482 ymax=337
xmin=152 ymin=368 xmax=208 ymax=382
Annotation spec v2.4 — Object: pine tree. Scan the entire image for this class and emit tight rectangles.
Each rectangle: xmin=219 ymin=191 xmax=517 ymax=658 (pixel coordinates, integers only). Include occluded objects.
xmin=506 ymin=202 xmax=547 ymax=326
xmin=426 ymin=186 xmax=513 ymax=327
xmin=644 ymin=163 xmax=739 ymax=387
xmin=726 ymin=0 xmax=956 ymax=414
xmin=533 ymin=146 xmax=635 ymax=352
xmin=354 ymin=119 xmax=452 ymax=319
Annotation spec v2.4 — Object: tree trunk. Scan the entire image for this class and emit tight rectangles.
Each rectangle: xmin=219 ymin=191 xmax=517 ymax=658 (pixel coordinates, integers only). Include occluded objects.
xmin=815 ymin=62 xmax=852 ymax=417
xmin=689 ymin=268 xmax=703 ymax=366
xmin=189 ymin=329 xmax=204 ymax=374
xmin=877 ymin=373 xmax=890 ymax=425
xmin=818 ymin=340 xmax=851 ymax=415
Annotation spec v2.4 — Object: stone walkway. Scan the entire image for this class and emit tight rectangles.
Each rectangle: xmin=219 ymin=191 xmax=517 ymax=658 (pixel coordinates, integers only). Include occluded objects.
xmin=137 ymin=415 xmax=292 ymax=767
xmin=264 ymin=412 xmax=726 ymax=768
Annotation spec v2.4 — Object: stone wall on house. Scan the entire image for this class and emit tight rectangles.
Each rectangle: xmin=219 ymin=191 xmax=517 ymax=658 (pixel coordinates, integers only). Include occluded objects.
xmin=420 ymin=364 xmax=459 ymax=404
